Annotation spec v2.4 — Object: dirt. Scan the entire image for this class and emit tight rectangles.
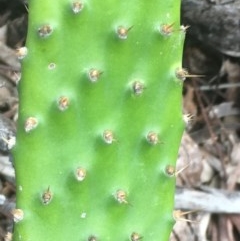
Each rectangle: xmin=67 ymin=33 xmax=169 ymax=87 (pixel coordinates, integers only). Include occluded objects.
xmin=0 ymin=1 xmax=240 ymax=241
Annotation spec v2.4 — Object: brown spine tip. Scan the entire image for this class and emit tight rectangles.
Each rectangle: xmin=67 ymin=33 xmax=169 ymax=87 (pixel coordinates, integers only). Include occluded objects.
xmin=24 ymin=117 xmax=38 ymax=132
xmin=11 ymin=209 xmax=24 ymax=223
xmin=146 ymin=131 xmax=159 ymax=145
xmin=159 ymin=23 xmax=174 ymax=36
xmin=132 ymin=81 xmax=144 ymax=95
xmin=115 ymin=189 xmax=128 ymax=204
xmin=88 ymin=68 xmax=102 ymax=82
xmin=58 ymin=96 xmax=70 ymax=111
xmin=103 ymin=130 xmax=115 ymax=144
xmin=75 ymin=167 xmax=86 ymax=181
xmin=131 ymin=232 xmax=142 ymax=241
xmin=38 ymin=24 xmax=53 ymax=37
xmin=42 ymin=187 xmax=53 ymax=205
xmin=16 ymin=47 xmax=28 ymax=59
xmin=117 ymin=26 xmax=132 ymax=39
xmin=72 ymin=1 xmax=84 ymax=14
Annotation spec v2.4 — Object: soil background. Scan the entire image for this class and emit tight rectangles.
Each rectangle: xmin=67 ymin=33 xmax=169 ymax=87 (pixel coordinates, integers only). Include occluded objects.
xmin=0 ymin=0 xmax=240 ymax=240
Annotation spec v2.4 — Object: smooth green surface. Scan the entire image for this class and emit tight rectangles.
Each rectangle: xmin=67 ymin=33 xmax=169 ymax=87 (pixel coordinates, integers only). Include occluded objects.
xmin=13 ymin=1 xmax=184 ymax=241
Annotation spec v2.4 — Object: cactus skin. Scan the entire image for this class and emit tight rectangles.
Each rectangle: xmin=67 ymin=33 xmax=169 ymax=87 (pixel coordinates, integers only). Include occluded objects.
xmin=13 ymin=1 xmax=185 ymax=241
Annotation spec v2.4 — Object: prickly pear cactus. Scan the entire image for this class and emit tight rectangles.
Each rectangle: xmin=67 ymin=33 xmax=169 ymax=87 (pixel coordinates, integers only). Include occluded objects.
xmin=13 ymin=1 xmax=185 ymax=241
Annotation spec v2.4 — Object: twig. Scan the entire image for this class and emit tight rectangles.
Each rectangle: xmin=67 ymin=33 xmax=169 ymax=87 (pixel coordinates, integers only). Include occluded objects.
xmin=192 ymin=78 xmax=228 ymax=183
xmin=199 ymin=82 xmax=240 ymax=91
xmin=175 ymin=186 xmax=240 ymax=213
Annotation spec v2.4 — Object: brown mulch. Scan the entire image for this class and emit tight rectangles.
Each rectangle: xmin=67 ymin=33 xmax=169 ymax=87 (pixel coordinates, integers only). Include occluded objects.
xmin=0 ymin=1 xmax=240 ymax=241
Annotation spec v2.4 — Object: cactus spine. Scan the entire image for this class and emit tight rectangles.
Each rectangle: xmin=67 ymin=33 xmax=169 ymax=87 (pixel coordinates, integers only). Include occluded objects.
xmin=13 ymin=1 xmax=185 ymax=241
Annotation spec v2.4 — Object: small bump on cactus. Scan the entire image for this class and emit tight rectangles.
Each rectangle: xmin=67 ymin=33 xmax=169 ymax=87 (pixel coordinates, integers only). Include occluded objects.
xmin=57 ymin=96 xmax=70 ymax=111
xmin=102 ymin=130 xmax=115 ymax=144
xmin=72 ymin=1 xmax=84 ymax=14
xmin=88 ymin=68 xmax=103 ymax=82
xmin=16 ymin=47 xmax=28 ymax=60
xmin=165 ymin=164 xmax=176 ymax=177
xmin=24 ymin=117 xmax=38 ymax=132
xmin=146 ymin=131 xmax=159 ymax=145
xmin=38 ymin=24 xmax=53 ymax=37
xmin=116 ymin=26 xmax=133 ymax=39
xmin=160 ymin=23 xmax=175 ymax=36
xmin=75 ymin=167 xmax=87 ymax=181
xmin=131 ymin=81 xmax=145 ymax=95
xmin=41 ymin=186 xmax=53 ymax=205
xmin=11 ymin=209 xmax=24 ymax=223
xmin=115 ymin=189 xmax=128 ymax=204
xmin=130 ymin=232 xmax=142 ymax=241
xmin=88 ymin=235 xmax=97 ymax=241
xmin=48 ymin=62 xmax=56 ymax=70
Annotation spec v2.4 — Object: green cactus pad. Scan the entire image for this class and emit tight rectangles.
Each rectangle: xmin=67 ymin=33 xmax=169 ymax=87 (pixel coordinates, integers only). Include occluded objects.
xmin=13 ymin=1 xmax=185 ymax=241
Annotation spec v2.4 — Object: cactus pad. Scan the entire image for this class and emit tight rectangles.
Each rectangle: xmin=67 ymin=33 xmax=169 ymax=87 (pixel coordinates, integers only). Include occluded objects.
xmin=13 ymin=1 xmax=185 ymax=241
